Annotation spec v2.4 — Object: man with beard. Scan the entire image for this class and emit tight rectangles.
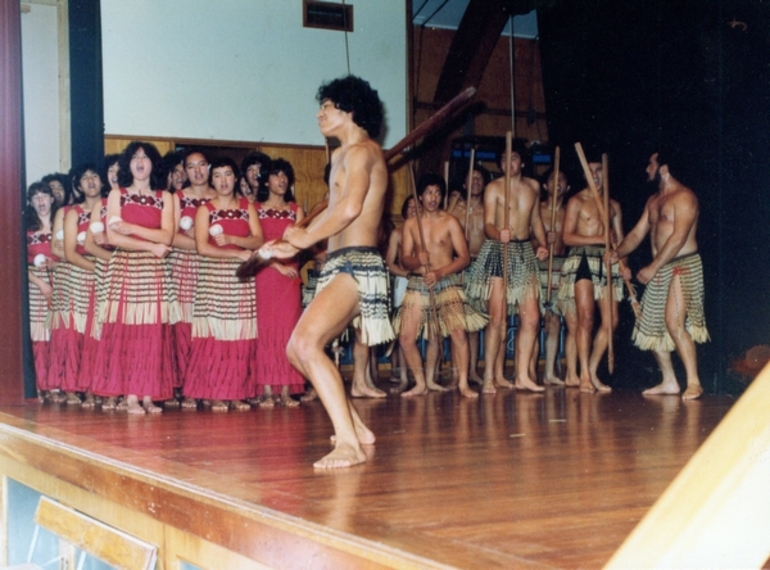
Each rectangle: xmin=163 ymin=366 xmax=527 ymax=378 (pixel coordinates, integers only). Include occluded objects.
xmin=394 ymin=173 xmax=487 ymax=399
xmin=610 ymin=151 xmax=709 ymax=400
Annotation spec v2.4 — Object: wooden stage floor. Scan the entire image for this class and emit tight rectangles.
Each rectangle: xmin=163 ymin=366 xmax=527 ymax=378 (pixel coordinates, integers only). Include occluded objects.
xmin=0 ymin=385 xmax=735 ymax=569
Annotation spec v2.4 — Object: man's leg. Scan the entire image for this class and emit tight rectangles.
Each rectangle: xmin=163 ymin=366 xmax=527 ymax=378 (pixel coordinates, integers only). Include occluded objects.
xmin=482 ymin=278 xmax=514 ymax=393
xmin=449 ymin=328 xmax=477 ymax=398
xmin=424 ymin=334 xmax=447 ymax=391
xmin=587 ymin=294 xmax=616 ymax=392
xmin=350 ymin=331 xmax=386 ymax=398
xmin=400 ymin=300 xmax=430 ymax=397
xmin=644 ymin=349 xmax=681 ymax=396
xmin=665 ymin=274 xmax=703 ymax=400
xmin=574 ymin=279 xmax=596 ymax=392
xmin=286 ymin=273 xmax=368 ymax=468
xmin=543 ymin=311 xmax=565 ymax=385
xmin=514 ymin=293 xmax=545 ymax=392
xmin=468 ymin=331 xmax=483 ymax=384
xmin=563 ymin=307 xmax=579 ymax=387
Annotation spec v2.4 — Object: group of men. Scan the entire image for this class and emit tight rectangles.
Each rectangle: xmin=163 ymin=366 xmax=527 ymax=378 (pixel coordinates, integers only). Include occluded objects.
xmin=265 ymin=74 xmax=709 ymax=468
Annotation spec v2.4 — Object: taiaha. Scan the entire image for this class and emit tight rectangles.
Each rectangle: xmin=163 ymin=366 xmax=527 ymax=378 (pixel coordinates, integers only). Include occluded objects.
xmin=573 ymin=142 xmax=641 ymax=318
xmin=602 ymin=153 xmax=615 ymax=374
xmin=236 ymin=87 xmax=478 ymax=278
xmin=544 ymin=146 xmax=560 ymax=311
xmin=443 ymin=161 xmax=450 ymax=211
xmin=501 ymin=131 xmax=513 ymax=357
xmin=464 ymin=147 xmax=476 ymax=243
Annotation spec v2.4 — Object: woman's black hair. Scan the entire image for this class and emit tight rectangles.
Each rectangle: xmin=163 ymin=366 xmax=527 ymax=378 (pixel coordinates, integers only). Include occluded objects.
xmin=258 ymin=158 xmax=295 ymax=203
xmin=25 ymin=182 xmax=54 ymax=232
xmin=69 ymin=163 xmax=105 ymax=203
xmin=207 ymin=156 xmax=240 ymax=187
xmin=41 ymin=172 xmax=71 ymax=206
xmin=116 ymin=141 xmax=165 ymax=190
xmin=400 ymin=195 xmax=415 ymax=219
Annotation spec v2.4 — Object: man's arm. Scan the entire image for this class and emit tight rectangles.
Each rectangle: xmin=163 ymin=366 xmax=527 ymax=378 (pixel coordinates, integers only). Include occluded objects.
xmin=613 ymin=198 xmax=652 ymax=259
xmin=610 ymin=199 xmax=625 ymax=245
xmin=400 ymin=219 xmax=423 ymax=273
xmin=527 ymin=187 xmax=548 ymax=260
xmin=483 ymin=181 xmax=504 ymax=241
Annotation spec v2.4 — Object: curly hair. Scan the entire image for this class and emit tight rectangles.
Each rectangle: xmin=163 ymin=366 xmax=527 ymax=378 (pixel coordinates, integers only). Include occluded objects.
xmin=416 ymin=172 xmax=446 ymax=200
xmin=69 ymin=163 xmax=105 ymax=203
xmin=258 ymin=157 xmax=295 ymax=203
xmin=117 ymin=141 xmax=165 ymax=190
xmin=207 ymin=156 xmax=240 ymax=188
xmin=316 ymin=75 xmax=383 ymax=139
xmin=25 ymin=182 xmax=55 ymax=232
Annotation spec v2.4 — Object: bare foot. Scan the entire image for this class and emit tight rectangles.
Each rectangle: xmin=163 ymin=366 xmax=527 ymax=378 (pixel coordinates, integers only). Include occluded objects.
xmin=164 ymin=398 xmax=180 ymax=408
xmin=231 ymin=399 xmax=252 ymax=411
xmin=643 ymin=380 xmax=681 ymax=396
xmin=544 ymin=374 xmax=565 ymax=386
xmin=102 ymin=396 xmax=117 ymax=411
xmin=82 ymin=393 xmax=97 ymax=409
xmin=565 ymin=374 xmax=581 ymax=387
xmin=300 ymin=388 xmax=318 ymax=402
xmin=50 ymin=390 xmax=67 ymax=404
xmin=65 ymin=392 xmax=82 ymax=405
xmin=469 ymin=371 xmax=484 ymax=385
xmin=313 ymin=442 xmax=367 ymax=469
xmin=126 ymin=395 xmax=145 ymax=415
xmin=142 ymin=397 xmax=162 ymax=414
xmin=682 ymin=384 xmax=703 ymax=400
xmin=591 ymin=378 xmax=612 ymax=392
xmin=481 ymin=380 xmax=497 ymax=394
xmin=280 ymin=394 xmax=300 ymax=407
xmin=426 ymin=381 xmax=449 ymax=392
xmin=116 ymin=397 xmax=128 ymax=411
xmin=181 ymin=398 xmax=198 ymax=409
xmin=401 ymin=384 xmax=428 ymax=397
xmin=514 ymin=375 xmax=545 ymax=393
xmin=350 ymin=383 xmax=387 ymax=398
xmin=211 ymin=399 xmax=229 ymax=412
xmin=259 ymin=396 xmax=275 ymax=408
xmin=495 ymin=376 xmax=515 ymax=389
xmin=389 ymin=378 xmax=408 ymax=395
xmin=459 ymin=385 xmax=479 ymax=399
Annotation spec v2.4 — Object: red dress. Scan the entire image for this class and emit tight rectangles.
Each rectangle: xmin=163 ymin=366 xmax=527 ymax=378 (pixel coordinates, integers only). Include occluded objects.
xmin=27 ymin=230 xmax=56 ymax=391
xmin=169 ymin=190 xmax=211 ymax=388
xmin=49 ymin=206 xmax=94 ymax=392
xmin=183 ymin=198 xmax=256 ymax=400
xmin=92 ymin=189 xmax=180 ymax=399
xmin=253 ymin=202 xmax=304 ymax=394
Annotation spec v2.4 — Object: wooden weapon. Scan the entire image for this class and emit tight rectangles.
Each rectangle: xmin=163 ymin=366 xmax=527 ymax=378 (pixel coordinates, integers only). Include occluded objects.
xmin=501 ymin=132 xmax=512 ymax=357
xmin=573 ymin=142 xmax=641 ymax=318
xmin=464 ymin=147 xmax=476 ymax=243
xmin=236 ymin=87 xmax=478 ymax=279
xmin=544 ymin=146 xmax=560 ymax=310
xmin=443 ymin=161 xmax=450 ymax=211
xmin=602 ymin=153 xmax=615 ymax=374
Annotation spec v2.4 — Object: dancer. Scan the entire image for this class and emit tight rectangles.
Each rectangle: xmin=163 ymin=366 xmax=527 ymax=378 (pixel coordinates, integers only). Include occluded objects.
xmin=263 ymin=75 xmax=394 ymax=468
xmin=253 ymin=158 xmax=306 ymax=407
xmin=184 ymin=157 xmax=263 ymax=411
xmin=610 ymin=151 xmax=708 ymax=400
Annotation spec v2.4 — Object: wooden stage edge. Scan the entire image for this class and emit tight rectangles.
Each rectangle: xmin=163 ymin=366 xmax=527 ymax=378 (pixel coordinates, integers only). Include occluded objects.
xmin=0 ymin=413 xmax=446 ymax=570
xmin=0 ymin=389 xmax=736 ymax=569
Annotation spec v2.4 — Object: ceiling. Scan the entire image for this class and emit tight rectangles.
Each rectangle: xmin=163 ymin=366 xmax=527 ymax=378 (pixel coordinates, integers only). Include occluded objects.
xmin=411 ymin=0 xmax=539 ymax=38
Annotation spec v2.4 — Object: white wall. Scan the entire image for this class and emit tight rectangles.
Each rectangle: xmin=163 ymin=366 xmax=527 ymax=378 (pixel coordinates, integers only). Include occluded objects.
xmin=21 ymin=2 xmax=62 ymax=184
xmin=101 ymin=1 xmax=407 ymax=149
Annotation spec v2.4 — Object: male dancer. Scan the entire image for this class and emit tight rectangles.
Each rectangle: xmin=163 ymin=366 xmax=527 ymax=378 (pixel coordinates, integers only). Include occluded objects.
xmin=449 ymin=163 xmax=489 ymax=383
xmin=265 ymin=76 xmax=393 ymax=468
xmin=396 ymin=173 xmax=487 ymax=399
xmin=610 ymin=151 xmax=708 ymax=400
xmin=530 ymin=167 xmax=570 ymax=386
xmin=465 ymin=141 xmax=548 ymax=393
xmin=558 ymin=158 xmax=624 ymax=392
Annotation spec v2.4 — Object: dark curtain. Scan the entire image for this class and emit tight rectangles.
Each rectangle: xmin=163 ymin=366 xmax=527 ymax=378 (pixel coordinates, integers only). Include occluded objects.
xmin=0 ymin=1 xmax=32 ymax=403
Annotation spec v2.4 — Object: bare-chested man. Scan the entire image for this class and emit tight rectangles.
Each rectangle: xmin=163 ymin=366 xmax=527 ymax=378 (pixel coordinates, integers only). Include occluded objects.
xmin=465 ymin=142 xmax=548 ymax=393
xmin=559 ymin=158 xmax=625 ymax=393
xmin=610 ymin=151 xmax=709 ymax=400
xmin=530 ymin=167 xmax=570 ymax=386
xmin=395 ymin=173 xmax=487 ymax=399
xmin=449 ymin=163 xmax=489 ymax=384
xmin=264 ymin=76 xmax=394 ymax=468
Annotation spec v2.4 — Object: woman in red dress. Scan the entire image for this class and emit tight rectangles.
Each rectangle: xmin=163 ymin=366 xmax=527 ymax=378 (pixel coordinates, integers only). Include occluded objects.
xmin=183 ymin=157 xmax=263 ymax=411
xmin=92 ymin=141 xmax=179 ymax=414
xmin=253 ymin=158 xmax=306 ymax=406
xmin=26 ymin=182 xmax=60 ymax=401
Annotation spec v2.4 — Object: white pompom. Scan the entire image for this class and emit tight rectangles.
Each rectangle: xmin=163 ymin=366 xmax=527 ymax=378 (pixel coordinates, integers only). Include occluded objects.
xmin=107 ymin=215 xmax=122 ymax=229
xmin=33 ymin=253 xmax=47 ymax=268
xmin=55 ymin=229 xmax=64 ymax=240
xmin=258 ymin=248 xmax=272 ymax=260
xmin=76 ymin=231 xmax=86 ymax=245
xmin=179 ymin=216 xmax=194 ymax=231
xmin=89 ymin=221 xmax=105 ymax=234
xmin=208 ymin=224 xmax=223 ymax=237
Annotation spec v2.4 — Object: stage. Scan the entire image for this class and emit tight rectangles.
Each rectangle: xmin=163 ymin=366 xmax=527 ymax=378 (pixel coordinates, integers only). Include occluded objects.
xmin=0 ymin=385 xmax=734 ymax=569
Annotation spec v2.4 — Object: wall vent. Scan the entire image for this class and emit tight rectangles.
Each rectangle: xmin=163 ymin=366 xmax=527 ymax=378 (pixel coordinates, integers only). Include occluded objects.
xmin=303 ymin=0 xmax=353 ymax=32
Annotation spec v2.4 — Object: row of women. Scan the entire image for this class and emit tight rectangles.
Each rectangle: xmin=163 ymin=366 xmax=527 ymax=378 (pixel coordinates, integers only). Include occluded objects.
xmin=26 ymin=142 xmax=307 ymax=414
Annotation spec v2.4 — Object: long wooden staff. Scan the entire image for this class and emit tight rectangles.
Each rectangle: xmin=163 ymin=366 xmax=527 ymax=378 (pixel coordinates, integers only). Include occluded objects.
xmin=545 ymin=146 xmax=560 ymax=309
xmin=443 ymin=161 xmax=450 ymax=211
xmin=236 ymin=87 xmax=477 ymax=278
xmin=602 ymin=153 xmax=615 ymax=373
xmin=408 ymin=165 xmax=443 ymax=348
xmin=574 ymin=142 xmax=641 ymax=318
xmin=464 ymin=147 xmax=476 ymax=241
xmin=501 ymin=132 xmax=512 ymax=360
